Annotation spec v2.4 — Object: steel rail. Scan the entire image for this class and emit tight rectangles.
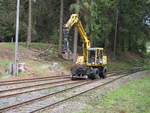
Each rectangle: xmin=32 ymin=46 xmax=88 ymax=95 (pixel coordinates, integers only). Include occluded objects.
xmin=0 ymin=75 xmax=70 ymax=86
xmin=0 ymin=79 xmax=71 ymax=93
xmin=30 ymin=74 xmax=130 ymax=113
xmin=0 ymin=67 xmax=142 ymax=85
xmin=0 ymin=80 xmax=93 ymax=112
xmin=0 ymin=73 xmax=118 ymax=99
xmin=0 ymin=75 xmax=68 ymax=83
xmin=0 ymin=81 xmax=83 ymax=99
xmin=0 ymin=73 xmax=118 ymax=95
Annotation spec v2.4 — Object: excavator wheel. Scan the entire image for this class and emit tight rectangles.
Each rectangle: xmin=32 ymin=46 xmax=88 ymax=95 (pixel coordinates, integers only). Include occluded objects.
xmin=88 ymin=68 xmax=100 ymax=80
xmin=99 ymin=66 xmax=107 ymax=79
xmin=93 ymin=68 xmax=100 ymax=79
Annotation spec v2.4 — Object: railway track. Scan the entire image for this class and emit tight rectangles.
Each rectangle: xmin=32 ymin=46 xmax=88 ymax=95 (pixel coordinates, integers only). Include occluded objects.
xmin=0 ymin=67 xmax=142 ymax=86
xmin=0 ymin=73 xmax=116 ymax=96
xmin=0 ymin=75 xmax=70 ymax=86
xmin=0 ymin=73 xmax=118 ymax=96
xmin=0 ymin=79 xmax=72 ymax=94
xmin=0 ymin=69 xmax=141 ymax=113
xmin=31 ymin=70 xmax=142 ymax=113
xmin=0 ymin=80 xmax=83 ymax=99
xmin=31 ymin=74 xmax=129 ymax=113
xmin=0 ymin=80 xmax=92 ymax=112
xmin=0 ymin=70 xmax=125 ymax=86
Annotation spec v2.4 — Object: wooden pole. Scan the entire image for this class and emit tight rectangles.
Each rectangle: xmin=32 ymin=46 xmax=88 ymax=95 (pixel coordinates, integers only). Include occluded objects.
xmin=73 ymin=0 xmax=79 ymax=63
xmin=27 ymin=0 xmax=32 ymax=48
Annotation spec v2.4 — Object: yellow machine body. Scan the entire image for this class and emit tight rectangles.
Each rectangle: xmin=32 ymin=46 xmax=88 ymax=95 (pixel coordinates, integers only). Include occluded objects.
xmin=62 ymin=14 xmax=107 ymax=79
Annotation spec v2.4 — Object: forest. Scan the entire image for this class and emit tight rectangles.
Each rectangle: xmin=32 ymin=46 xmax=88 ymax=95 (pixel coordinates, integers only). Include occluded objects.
xmin=0 ymin=0 xmax=150 ymax=55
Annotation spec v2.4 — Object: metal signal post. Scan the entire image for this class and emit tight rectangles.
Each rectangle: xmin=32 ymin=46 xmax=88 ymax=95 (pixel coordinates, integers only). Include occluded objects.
xmin=13 ymin=0 xmax=20 ymax=76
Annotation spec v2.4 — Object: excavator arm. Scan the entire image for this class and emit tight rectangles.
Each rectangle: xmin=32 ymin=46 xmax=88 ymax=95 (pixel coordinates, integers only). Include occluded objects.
xmin=62 ymin=14 xmax=90 ymax=61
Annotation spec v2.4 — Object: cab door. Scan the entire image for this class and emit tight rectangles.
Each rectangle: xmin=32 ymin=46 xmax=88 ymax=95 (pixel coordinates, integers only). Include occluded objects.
xmin=96 ymin=49 xmax=103 ymax=64
xmin=88 ymin=50 xmax=96 ymax=64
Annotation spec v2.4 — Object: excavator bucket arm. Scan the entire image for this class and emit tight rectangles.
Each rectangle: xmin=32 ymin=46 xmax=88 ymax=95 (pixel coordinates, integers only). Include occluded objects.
xmin=60 ymin=14 xmax=79 ymax=60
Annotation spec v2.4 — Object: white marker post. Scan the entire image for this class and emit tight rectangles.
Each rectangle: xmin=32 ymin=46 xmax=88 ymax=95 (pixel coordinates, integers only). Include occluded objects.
xmin=13 ymin=0 xmax=20 ymax=76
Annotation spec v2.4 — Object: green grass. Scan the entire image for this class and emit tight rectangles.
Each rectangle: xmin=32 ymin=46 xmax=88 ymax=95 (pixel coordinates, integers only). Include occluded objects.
xmin=24 ymin=60 xmax=52 ymax=76
xmin=77 ymin=76 xmax=150 ymax=113
xmin=61 ymin=60 xmax=72 ymax=70
xmin=143 ymin=54 xmax=150 ymax=70
xmin=108 ymin=58 xmax=144 ymax=71
xmin=0 ymin=61 xmax=11 ymax=66
xmin=0 ymin=73 xmax=11 ymax=79
xmin=0 ymin=42 xmax=15 ymax=50
xmin=0 ymin=42 xmax=58 ymax=50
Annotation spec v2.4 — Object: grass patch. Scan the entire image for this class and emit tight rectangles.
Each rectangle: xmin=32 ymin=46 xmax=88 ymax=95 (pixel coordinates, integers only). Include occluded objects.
xmin=0 ymin=42 xmax=58 ymax=50
xmin=0 ymin=73 xmax=11 ymax=79
xmin=108 ymin=58 xmax=144 ymax=71
xmin=78 ymin=76 xmax=150 ymax=113
xmin=24 ymin=60 xmax=51 ymax=76
xmin=61 ymin=61 xmax=72 ymax=70
xmin=20 ymin=42 xmax=58 ymax=50
xmin=143 ymin=54 xmax=150 ymax=70
xmin=0 ymin=42 xmax=15 ymax=49
xmin=0 ymin=61 xmax=11 ymax=66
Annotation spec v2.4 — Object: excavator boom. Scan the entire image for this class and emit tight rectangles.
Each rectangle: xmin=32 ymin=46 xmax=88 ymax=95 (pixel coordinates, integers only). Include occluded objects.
xmin=61 ymin=14 xmax=90 ymax=61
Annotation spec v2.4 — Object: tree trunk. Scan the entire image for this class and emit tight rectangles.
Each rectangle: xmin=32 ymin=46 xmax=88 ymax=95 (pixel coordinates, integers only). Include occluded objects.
xmin=59 ymin=0 xmax=64 ymax=55
xmin=73 ymin=0 xmax=79 ymax=63
xmin=113 ymin=9 xmax=118 ymax=57
xmin=128 ymin=32 xmax=132 ymax=51
xmin=26 ymin=0 xmax=32 ymax=48
xmin=73 ymin=27 xmax=78 ymax=63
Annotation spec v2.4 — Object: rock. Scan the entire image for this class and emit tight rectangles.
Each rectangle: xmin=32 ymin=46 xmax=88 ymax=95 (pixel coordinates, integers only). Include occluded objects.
xmin=18 ymin=63 xmax=27 ymax=72
xmin=5 ymin=64 xmax=13 ymax=74
xmin=5 ymin=63 xmax=28 ymax=74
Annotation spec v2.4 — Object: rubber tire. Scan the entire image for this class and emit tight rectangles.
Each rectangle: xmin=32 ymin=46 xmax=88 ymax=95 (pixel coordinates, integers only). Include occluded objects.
xmin=88 ymin=68 xmax=100 ymax=80
xmin=94 ymin=68 xmax=100 ymax=79
xmin=100 ymin=66 xmax=107 ymax=79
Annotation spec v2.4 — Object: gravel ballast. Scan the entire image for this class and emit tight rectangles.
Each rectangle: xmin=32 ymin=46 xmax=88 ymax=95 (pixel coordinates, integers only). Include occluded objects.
xmin=42 ymin=70 xmax=150 ymax=113
xmin=0 ymin=70 xmax=149 ymax=113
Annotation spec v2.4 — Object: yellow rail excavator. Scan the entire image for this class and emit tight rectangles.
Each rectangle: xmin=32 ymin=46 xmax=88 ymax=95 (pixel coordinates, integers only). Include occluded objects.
xmin=61 ymin=14 xmax=107 ymax=79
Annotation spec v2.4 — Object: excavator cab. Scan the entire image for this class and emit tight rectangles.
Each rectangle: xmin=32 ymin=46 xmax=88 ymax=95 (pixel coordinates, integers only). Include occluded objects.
xmin=87 ymin=48 xmax=104 ymax=65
